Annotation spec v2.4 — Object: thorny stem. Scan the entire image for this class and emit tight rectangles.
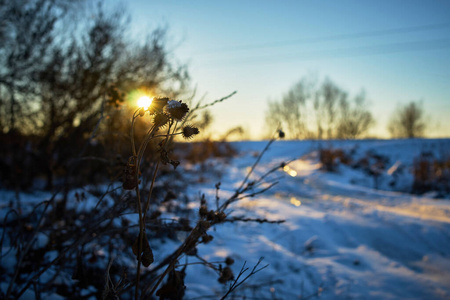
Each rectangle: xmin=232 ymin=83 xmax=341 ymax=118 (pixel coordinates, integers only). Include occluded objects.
xmin=136 ymin=125 xmax=157 ymax=168
xmin=147 ymin=223 xmax=201 ymax=297
xmin=134 ymin=119 xmax=178 ymax=299
xmin=218 ymin=136 xmax=277 ymax=212
xmin=134 ymin=162 xmax=144 ymax=300
xmin=133 ymin=116 xmax=159 ymax=300
xmin=130 ymin=109 xmax=140 ymax=157
xmin=141 ymin=123 xmax=180 ymax=297
xmin=143 ymin=121 xmax=175 ymax=217
xmin=238 ymin=138 xmax=275 ymax=192
xmin=143 ymin=160 xmax=160 ymax=221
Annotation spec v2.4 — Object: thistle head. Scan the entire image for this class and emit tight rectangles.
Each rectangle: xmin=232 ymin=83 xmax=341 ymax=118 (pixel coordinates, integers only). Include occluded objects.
xmin=182 ymin=125 xmax=200 ymax=139
xmin=164 ymin=100 xmax=189 ymax=121
xmin=153 ymin=113 xmax=169 ymax=128
xmin=149 ymin=97 xmax=169 ymax=114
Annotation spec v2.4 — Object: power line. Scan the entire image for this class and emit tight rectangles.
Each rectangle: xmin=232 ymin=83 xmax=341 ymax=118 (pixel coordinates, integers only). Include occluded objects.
xmin=198 ymin=22 xmax=450 ymax=54
xmin=199 ymin=38 xmax=450 ymax=67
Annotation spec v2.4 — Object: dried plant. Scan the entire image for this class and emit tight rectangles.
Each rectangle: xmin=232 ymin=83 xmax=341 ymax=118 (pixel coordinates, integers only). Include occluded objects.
xmin=1 ymin=92 xmax=286 ymax=300
xmin=124 ymin=96 xmax=286 ymax=299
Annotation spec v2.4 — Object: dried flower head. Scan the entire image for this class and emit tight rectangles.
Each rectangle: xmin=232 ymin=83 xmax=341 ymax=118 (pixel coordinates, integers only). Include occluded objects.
xmin=201 ymin=234 xmax=214 ymax=244
xmin=182 ymin=125 xmax=199 ymax=139
xmin=199 ymin=205 xmax=208 ymax=217
xmin=218 ymin=266 xmax=234 ymax=284
xmin=149 ymin=97 xmax=169 ymax=114
xmin=164 ymin=100 xmax=189 ymax=121
xmin=153 ymin=113 xmax=169 ymax=128
xmin=198 ymin=220 xmax=211 ymax=233
xmin=216 ymin=211 xmax=227 ymax=222
xmin=225 ymin=257 xmax=235 ymax=265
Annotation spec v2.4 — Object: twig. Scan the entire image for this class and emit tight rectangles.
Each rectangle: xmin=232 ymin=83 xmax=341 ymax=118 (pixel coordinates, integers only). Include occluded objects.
xmin=195 ymin=91 xmax=237 ymax=110
xmin=6 ymin=199 xmax=52 ymax=299
xmin=233 ymin=181 xmax=279 ymax=202
xmin=224 ymin=217 xmax=285 ymax=224
xmin=221 ymin=257 xmax=269 ymax=300
xmin=219 ymin=132 xmax=280 ymax=211
xmin=0 ymin=209 xmax=19 ymax=260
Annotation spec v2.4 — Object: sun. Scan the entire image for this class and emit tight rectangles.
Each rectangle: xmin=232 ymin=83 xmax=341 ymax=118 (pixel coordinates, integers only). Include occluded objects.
xmin=137 ymin=96 xmax=152 ymax=109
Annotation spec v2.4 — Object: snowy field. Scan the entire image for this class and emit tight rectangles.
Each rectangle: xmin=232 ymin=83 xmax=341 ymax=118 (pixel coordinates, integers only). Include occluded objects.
xmin=1 ymin=139 xmax=450 ymax=299
xmin=181 ymin=139 xmax=450 ymax=299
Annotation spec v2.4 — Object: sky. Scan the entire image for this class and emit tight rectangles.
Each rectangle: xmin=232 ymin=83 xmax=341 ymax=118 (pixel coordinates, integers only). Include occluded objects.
xmin=119 ymin=0 xmax=450 ymax=139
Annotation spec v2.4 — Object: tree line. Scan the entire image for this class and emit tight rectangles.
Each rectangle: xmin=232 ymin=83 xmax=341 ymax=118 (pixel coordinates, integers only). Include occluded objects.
xmin=265 ymin=76 xmax=428 ymax=140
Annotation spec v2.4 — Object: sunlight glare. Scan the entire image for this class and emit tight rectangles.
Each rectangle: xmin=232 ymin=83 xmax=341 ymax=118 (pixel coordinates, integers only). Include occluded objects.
xmin=290 ymin=197 xmax=301 ymax=207
xmin=137 ymin=96 xmax=152 ymax=109
xmin=283 ymin=165 xmax=297 ymax=177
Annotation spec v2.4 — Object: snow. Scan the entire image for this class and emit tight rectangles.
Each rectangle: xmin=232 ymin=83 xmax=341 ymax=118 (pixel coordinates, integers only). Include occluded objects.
xmin=167 ymin=100 xmax=182 ymax=109
xmin=1 ymin=138 xmax=449 ymax=299
xmin=181 ymin=138 xmax=450 ymax=299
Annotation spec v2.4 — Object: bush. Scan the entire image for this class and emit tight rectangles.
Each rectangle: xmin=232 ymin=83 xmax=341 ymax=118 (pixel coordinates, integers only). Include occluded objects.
xmin=412 ymin=152 xmax=450 ymax=196
xmin=178 ymin=140 xmax=237 ymax=164
xmin=319 ymin=147 xmax=351 ymax=172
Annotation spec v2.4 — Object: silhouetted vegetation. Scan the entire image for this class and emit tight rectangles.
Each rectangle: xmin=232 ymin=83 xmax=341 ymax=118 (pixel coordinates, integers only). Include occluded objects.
xmin=265 ymin=76 xmax=374 ymax=139
xmin=0 ymin=0 xmax=189 ymax=192
xmin=1 ymin=2 xmax=448 ymax=299
xmin=412 ymin=151 xmax=450 ymax=196
xmin=388 ymin=101 xmax=427 ymax=138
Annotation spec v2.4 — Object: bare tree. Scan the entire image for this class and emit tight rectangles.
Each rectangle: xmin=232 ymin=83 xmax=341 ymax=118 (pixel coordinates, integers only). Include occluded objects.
xmin=265 ymin=78 xmax=313 ymax=139
xmin=266 ymin=76 xmax=374 ymax=140
xmin=336 ymin=91 xmax=375 ymax=139
xmin=0 ymin=0 xmax=79 ymax=132
xmin=314 ymin=78 xmax=347 ymax=139
xmin=388 ymin=101 xmax=426 ymax=138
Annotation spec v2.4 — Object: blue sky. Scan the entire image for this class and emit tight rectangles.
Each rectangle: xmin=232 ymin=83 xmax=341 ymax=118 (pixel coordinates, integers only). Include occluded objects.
xmin=122 ymin=0 xmax=450 ymax=139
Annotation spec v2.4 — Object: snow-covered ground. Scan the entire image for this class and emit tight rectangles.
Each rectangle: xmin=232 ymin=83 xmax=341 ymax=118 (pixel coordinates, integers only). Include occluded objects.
xmin=181 ymin=139 xmax=450 ymax=299
xmin=1 ymin=139 xmax=450 ymax=299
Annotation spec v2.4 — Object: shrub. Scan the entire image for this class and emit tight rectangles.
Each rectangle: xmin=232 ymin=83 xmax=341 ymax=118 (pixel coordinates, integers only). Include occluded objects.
xmin=318 ymin=147 xmax=351 ymax=172
xmin=412 ymin=152 xmax=450 ymax=196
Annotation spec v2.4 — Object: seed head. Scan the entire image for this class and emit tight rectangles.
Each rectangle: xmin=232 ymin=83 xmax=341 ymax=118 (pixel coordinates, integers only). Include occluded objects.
xmin=218 ymin=266 xmax=234 ymax=284
xmin=201 ymin=234 xmax=214 ymax=244
xmin=165 ymin=100 xmax=189 ymax=121
xmin=149 ymin=97 xmax=169 ymax=114
xmin=225 ymin=257 xmax=234 ymax=265
xmin=182 ymin=125 xmax=199 ymax=139
xmin=216 ymin=211 xmax=227 ymax=222
xmin=198 ymin=220 xmax=211 ymax=233
xmin=153 ymin=113 xmax=169 ymax=128
xmin=199 ymin=205 xmax=208 ymax=217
